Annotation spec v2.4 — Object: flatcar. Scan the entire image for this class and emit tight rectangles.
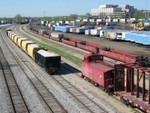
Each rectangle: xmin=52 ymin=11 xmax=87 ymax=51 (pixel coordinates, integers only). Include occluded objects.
xmin=82 ymin=54 xmax=150 ymax=112
xmin=30 ymin=28 xmax=150 ymax=66
xmin=35 ymin=29 xmax=149 ymax=66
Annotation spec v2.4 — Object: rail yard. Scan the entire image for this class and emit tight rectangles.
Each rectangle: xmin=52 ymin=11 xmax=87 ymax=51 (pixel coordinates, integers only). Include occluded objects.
xmin=0 ymin=23 xmax=149 ymax=113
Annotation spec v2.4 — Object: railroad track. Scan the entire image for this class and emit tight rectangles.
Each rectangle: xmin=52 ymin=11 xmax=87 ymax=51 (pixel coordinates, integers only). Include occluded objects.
xmin=10 ymin=24 xmax=144 ymax=112
xmin=53 ymin=71 xmax=109 ymax=112
xmin=1 ymin=28 xmax=68 ymax=113
xmin=12 ymin=25 xmax=118 ymax=112
xmin=0 ymin=39 xmax=28 ymax=112
xmin=21 ymin=25 xmax=123 ymax=65
xmin=21 ymin=25 xmax=90 ymax=56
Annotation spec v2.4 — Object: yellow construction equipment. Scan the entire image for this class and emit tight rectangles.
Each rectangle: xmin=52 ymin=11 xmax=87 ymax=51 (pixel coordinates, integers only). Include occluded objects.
xmin=131 ymin=20 xmax=145 ymax=31
xmin=79 ymin=21 xmax=87 ymax=27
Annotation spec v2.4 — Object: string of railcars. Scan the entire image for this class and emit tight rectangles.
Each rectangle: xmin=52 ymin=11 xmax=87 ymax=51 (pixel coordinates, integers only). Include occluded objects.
xmin=38 ymin=18 xmax=150 ymax=45
xmin=30 ymin=26 xmax=150 ymax=112
xmin=30 ymin=27 xmax=150 ymax=112
xmin=6 ymin=30 xmax=61 ymax=74
xmin=54 ymin=26 xmax=150 ymax=45
xmin=6 ymin=28 xmax=150 ymax=112
xmin=30 ymin=27 xmax=150 ymax=67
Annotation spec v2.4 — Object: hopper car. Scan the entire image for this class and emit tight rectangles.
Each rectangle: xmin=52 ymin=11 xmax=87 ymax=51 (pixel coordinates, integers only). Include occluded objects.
xmin=7 ymin=30 xmax=61 ymax=74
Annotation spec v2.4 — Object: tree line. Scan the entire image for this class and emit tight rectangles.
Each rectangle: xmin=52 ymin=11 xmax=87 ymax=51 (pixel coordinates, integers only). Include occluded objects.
xmin=0 ymin=11 xmax=150 ymax=24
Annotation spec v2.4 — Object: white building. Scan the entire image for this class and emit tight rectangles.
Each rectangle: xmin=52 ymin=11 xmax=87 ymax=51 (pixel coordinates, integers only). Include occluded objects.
xmin=91 ymin=4 xmax=136 ymax=18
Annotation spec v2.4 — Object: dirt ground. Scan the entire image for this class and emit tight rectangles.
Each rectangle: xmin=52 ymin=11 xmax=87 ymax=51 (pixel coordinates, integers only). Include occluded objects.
xmin=63 ymin=33 xmax=150 ymax=57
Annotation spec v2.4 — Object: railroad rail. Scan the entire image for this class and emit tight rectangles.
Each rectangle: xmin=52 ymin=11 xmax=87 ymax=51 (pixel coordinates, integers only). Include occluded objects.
xmin=0 ymin=46 xmax=28 ymax=113
xmin=1 ymin=28 xmax=67 ymax=113
xmin=12 ymin=24 xmax=148 ymax=112
xmin=57 ymin=63 xmax=112 ymax=113
xmin=13 ymin=25 xmax=116 ymax=112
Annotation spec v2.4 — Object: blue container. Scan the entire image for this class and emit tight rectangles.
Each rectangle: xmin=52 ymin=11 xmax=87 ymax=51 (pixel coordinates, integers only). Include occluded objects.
xmin=124 ymin=31 xmax=150 ymax=45
xmin=76 ymin=28 xmax=86 ymax=34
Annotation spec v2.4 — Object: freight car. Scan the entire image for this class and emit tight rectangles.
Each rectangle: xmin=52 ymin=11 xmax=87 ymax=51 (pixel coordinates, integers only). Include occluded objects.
xmin=81 ymin=54 xmax=114 ymax=90
xmin=30 ymin=28 xmax=150 ymax=67
xmin=82 ymin=54 xmax=150 ymax=112
xmin=35 ymin=50 xmax=61 ymax=74
xmin=7 ymin=30 xmax=61 ymax=74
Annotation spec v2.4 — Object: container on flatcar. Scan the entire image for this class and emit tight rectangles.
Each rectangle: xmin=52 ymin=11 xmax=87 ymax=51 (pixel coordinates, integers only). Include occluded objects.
xmin=54 ymin=26 xmax=75 ymax=32
xmin=35 ymin=50 xmax=61 ymax=74
xmin=51 ymin=32 xmax=64 ymax=38
xmin=17 ymin=38 xmax=28 ymax=47
xmin=38 ymin=29 xmax=48 ymax=36
xmin=82 ymin=54 xmax=114 ymax=89
xmin=85 ymin=29 xmax=91 ymax=35
xmin=22 ymin=40 xmax=35 ymax=53
xmin=27 ymin=44 xmax=43 ymax=60
xmin=90 ymin=29 xmax=100 ymax=36
xmin=76 ymin=28 xmax=86 ymax=34
xmin=70 ymin=27 xmax=78 ymax=33
xmin=50 ymin=32 xmax=64 ymax=41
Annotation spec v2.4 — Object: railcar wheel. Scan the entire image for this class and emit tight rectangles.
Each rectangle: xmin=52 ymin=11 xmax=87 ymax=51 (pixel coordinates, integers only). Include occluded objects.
xmin=80 ymin=74 xmax=84 ymax=78
xmin=83 ymin=76 xmax=87 ymax=80
xmin=87 ymin=78 xmax=91 ymax=82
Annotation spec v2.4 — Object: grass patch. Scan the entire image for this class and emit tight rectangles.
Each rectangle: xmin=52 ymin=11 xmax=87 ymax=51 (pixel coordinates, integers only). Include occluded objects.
xmin=22 ymin=34 xmax=82 ymax=66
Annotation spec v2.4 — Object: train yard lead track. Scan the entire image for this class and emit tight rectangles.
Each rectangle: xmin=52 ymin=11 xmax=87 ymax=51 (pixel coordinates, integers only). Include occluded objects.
xmin=1 ymin=28 xmax=68 ymax=113
xmin=0 ymin=46 xmax=28 ymax=112
xmin=14 ymin=52 xmax=67 ymax=113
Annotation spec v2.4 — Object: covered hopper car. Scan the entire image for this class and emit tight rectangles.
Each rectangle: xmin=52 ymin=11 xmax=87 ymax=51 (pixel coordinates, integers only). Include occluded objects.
xmin=7 ymin=30 xmax=61 ymax=74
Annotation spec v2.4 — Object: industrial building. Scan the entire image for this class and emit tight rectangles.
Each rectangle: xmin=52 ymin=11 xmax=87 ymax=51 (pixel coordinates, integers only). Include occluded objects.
xmin=91 ymin=4 xmax=136 ymax=18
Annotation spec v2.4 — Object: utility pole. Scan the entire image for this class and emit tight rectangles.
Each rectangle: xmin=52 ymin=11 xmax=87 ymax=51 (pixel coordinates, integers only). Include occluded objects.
xmin=44 ymin=11 xmax=45 ymax=20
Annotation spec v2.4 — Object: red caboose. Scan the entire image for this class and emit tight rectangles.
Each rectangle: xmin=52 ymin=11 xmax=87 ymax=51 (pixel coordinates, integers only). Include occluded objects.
xmin=82 ymin=54 xmax=114 ymax=89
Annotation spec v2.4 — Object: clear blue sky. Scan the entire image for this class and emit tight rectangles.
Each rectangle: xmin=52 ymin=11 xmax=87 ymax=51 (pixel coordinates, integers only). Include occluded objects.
xmin=0 ymin=0 xmax=149 ymax=17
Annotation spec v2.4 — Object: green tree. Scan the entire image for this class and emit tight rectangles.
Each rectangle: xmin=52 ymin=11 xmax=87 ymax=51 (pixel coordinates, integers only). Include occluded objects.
xmin=133 ymin=10 xmax=145 ymax=19
xmin=14 ymin=14 xmax=22 ymax=23
xmin=119 ymin=13 xmax=126 ymax=19
xmin=69 ymin=14 xmax=78 ymax=20
xmin=85 ymin=12 xmax=91 ymax=18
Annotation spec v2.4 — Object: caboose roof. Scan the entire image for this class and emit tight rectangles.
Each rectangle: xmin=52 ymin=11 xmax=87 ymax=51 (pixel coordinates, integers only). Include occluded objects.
xmin=89 ymin=61 xmax=114 ymax=72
